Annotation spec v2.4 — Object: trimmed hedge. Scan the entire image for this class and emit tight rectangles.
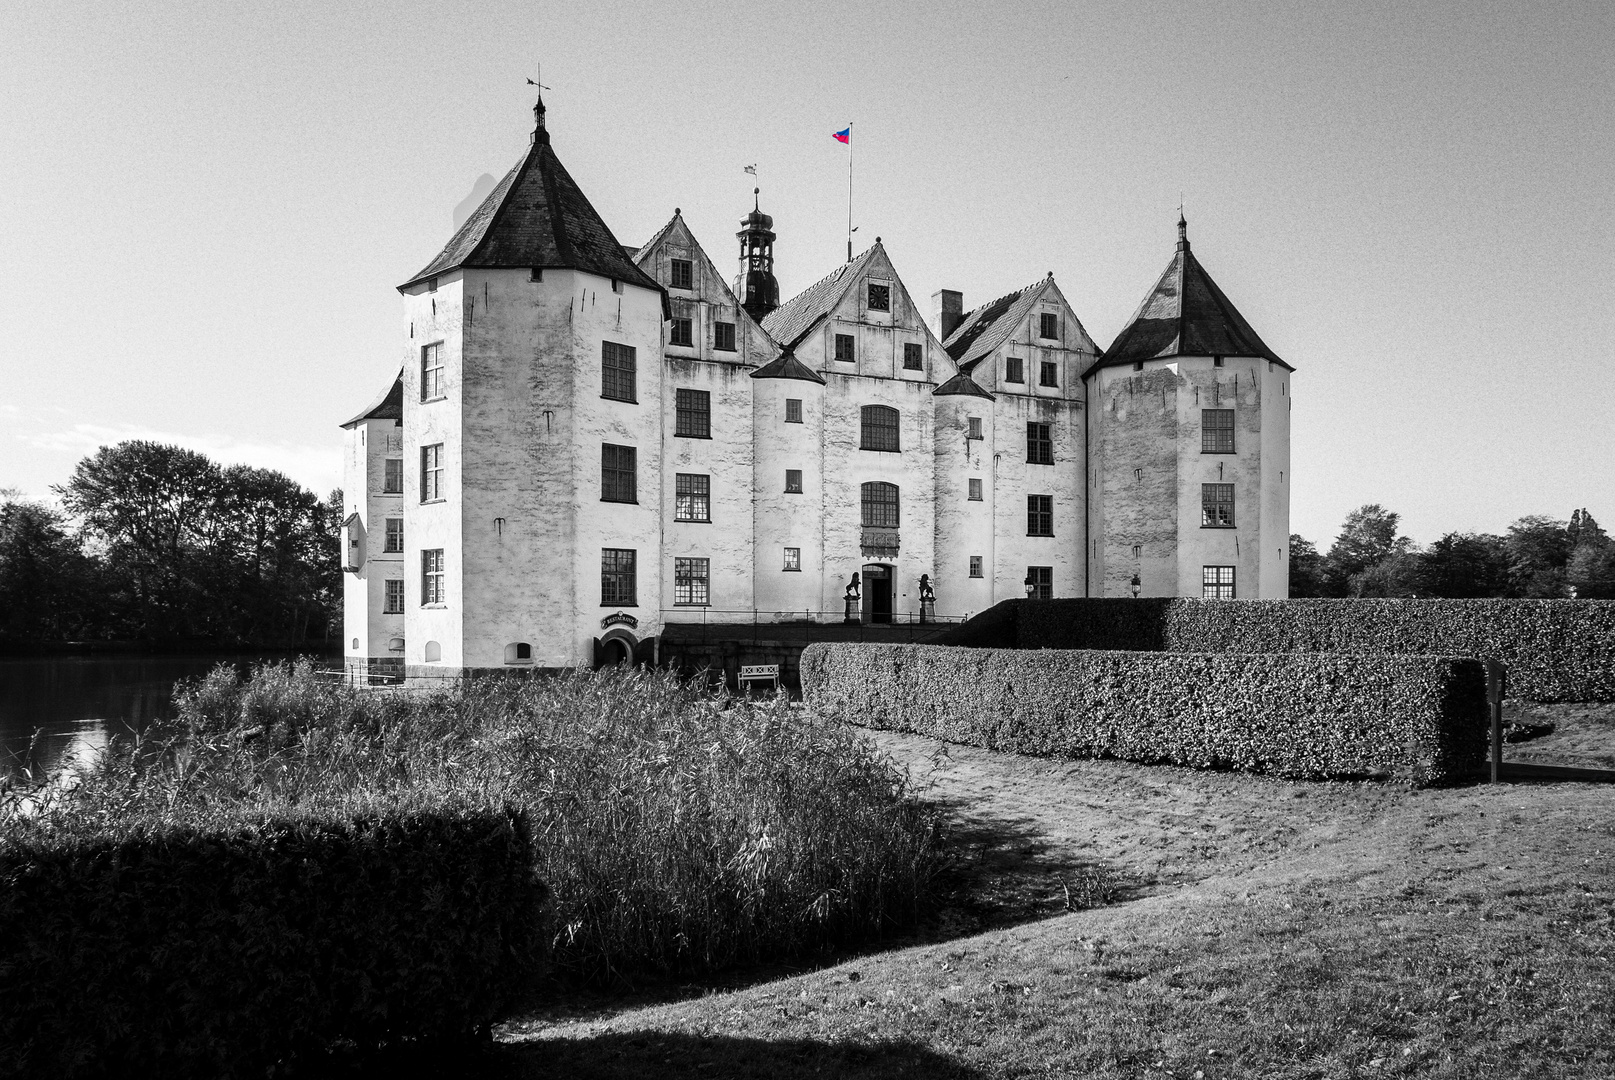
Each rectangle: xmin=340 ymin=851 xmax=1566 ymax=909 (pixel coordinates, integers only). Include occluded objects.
xmin=939 ymin=598 xmax=1615 ymax=703
xmin=801 ymin=642 xmax=1488 ymax=786
xmin=0 ymin=801 xmax=546 ymax=1078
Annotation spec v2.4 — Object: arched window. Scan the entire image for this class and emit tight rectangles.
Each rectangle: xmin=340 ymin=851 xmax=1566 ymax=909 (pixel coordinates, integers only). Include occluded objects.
xmin=861 ymin=482 xmax=899 ymax=528
xmin=424 ymin=640 xmax=442 ymax=662
xmin=505 ymin=642 xmax=533 ymax=664
xmin=859 ymin=405 xmax=900 ymax=452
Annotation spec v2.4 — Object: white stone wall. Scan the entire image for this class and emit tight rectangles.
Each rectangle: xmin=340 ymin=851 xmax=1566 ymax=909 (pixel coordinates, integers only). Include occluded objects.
xmin=1087 ymin=365 xmax=1183 ymax=597
xmin=752 ymin=376 xmax=827 ymax=618
xmin=1260 ymin=361 xmax=1292 ymax=597
xmin=931 ymin=395 xmax=996 ymax=617
xmin=341 ymin=417 xmax=404 ymax=670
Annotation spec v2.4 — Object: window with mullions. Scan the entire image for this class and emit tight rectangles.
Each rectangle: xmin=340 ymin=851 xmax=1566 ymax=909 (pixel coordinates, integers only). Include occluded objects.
xmin=868 ymin=283 xmax=890 ymax=311
xmin=421 ymin=342 xmax=444 ymax=400
xmin=835 ymin=333 xmax=855 ymax=362
xmin=1027 ymin=494 xmax=1053 ymax=536
xmin=601 ymin=548 xmax=637 ymax=605
xmin=673 ymin=557 xmax=709 ymax=605
xmin=601 ymin=444 xmax=637 ymax=503
xmin=1201 ymin=483 xmax=1235 ymax=527
xmin=969 ymin=556 xmax=983 ymax=578
xmin=968 ymin=478 xmax=983 ymax=501
xmin=1005 ymin=357 xmax=1025 ymax=383
xmin=714 ymin=321 xmax=736 ymax=351
xmin=384 ymin=518 xmax=403 ymax=553
xmin=383 ymin=578 xmax=404 ymax=614
xmin=1027 ymin=422 xmax=1053 ymax=465
xmin=967 ymin=416 xmax=983 ymax=439
xmin=670 ymin=258 xmax=693 ymax=290
xmin=860 ymin=482 xmax=899 ymax=528
xmin=783 ymin=547 xmax=801 ymax=571
xmin=382 ymin=458 xmax=403 ymax=494
xmin=1039 ymin=312 xmax=1058 ymax=340
xmin=1027 ymin=565 xmax=1053 ymax=600
xmin=602 ymin=341 xmax=636 ymax=401
xmin=1203 ymin=565 xmax=1235 ymax=599
xmin=670 ymin=317 xmax=693 ymax=347
xmin=421 ymin=549 xmax=445 ymax=605
xmin=675 ymin=473 xmax=710 ymax=522
xmin=860 ymin=405 xmax=900 ymax=452
xmin=785 ymin=469 xmax=803 ymax=493
xmin=785 ymin=398 xmax=803 ymax=423
xmin=903 ymin=342 xmax=923 ymax=369
xmin=1040 ymin=361 xmax=1058 ymax=387
xmin=675 ymin=388 xmax=711 ymax=438
xmin=1201 ymin=409 xmax=1235 ymax=453
xmin=420 ymin=444 xmax=444 ymax=502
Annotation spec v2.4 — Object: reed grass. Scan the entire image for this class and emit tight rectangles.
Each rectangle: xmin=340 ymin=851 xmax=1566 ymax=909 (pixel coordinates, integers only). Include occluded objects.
xmin=4 ymin=660 xmax=941 ymax=985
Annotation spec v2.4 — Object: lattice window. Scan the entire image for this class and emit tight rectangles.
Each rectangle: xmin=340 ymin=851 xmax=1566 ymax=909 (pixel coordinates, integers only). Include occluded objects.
xmin=421 ymin=342 xmax=444 ymax=400
xmin=903 ymin=342 xmax=922 ymax=369
xmin=384 ymin=518 xmax=403 ymax=553
xmin=1201 ymin=409 xmax=1235 ymax=454
xmin=601 ymin=444 xmax=637 ymax=503
xmin=420 ymin=444 xmax=443 ymax=502
xmin=968 ymin=478 xmax=983 ymax=501
xmin=421 ymin=549 xmax=445 ymax=605
xmin=675 ymin=473 xmax=710 ymax=522
xmin=1040 ymin=361 xmax=1058 ymax=387
xmin=1005 ymin=357 xmax=1024 ymax=383
xmin=675 ymin=388 xmax=711 ymax=438
xmin=714 ymin=321 xmax=736 ymax=351
xmin=1027 ymin=422 xmax=1053 ymax=465
xmin=601 ymin=548 xmax=637 ymax=605
xmin=1027 ymin=565 xmax=1053 ymax=600
xmin=1040 ymin=312 xmax=1058 ymax=340
xmin=383 ymin=579 xmax=404 ymax=614
xmin=785 ymin=398 xmax=802 ymax=423
xmin=1202 ymin=565 xmax=1236 ymax=599
xmin=1202 ymin=483 xmax=1235 ymax=527
xmin=967 ymin=416 xmax=983 ymax=439
xmin=670 ymin=259 xmax=693 ymax=290
xmin=670 ymin=317 xmax=693 ymax=347
xmin=861 ymin=482 xmax=899 ymax=528
xmin=860 ymin=405 xmax=900 ymax=452
xmin=382 ymin=459 xmax=403 ymax=494
xmin=674 ymin=557 xmax=709 ymax=605
xmin=835 ymin=333 xmax=855 ymax=362
xmin=602 ymin=341 xmax=637 ymax=402
xmin=1027 ymin=494 xmax=1053 ymax=536
xmin=969 ymin=556 xmax=983 ymax=578
xmin=783 ymin=547 xmax=801 ymax=571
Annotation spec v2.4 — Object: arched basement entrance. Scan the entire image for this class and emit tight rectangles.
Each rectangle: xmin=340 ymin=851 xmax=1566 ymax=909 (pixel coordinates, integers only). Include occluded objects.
xmin=861 ymin=562 xmax=894 ymax=624
xmin=595 ymin=628 xmax=636 ymax=668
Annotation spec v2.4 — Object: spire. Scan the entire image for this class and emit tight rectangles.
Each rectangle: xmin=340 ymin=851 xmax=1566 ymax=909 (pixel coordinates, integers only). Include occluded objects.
xmin=1177 ymin=211 xmax=1189 ymax=252
xmin=531 ymin=90 xmax=548 ymax=146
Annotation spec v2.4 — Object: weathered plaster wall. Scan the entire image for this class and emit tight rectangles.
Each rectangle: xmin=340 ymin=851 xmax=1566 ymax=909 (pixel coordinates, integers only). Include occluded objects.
xmin=1088 ymin=365 xmax=1181 ymax=597
xmin=1260 ymin=361 xmax=1292 ymax=597
xmin=932 ymin=395 xmax=995 ymax=618
xmin=341 ymin=418 xmax=404 ymax=674
xmin=752 ymin=376 xmax=826 ymax=617
xmin=1173 ymin=357 xmax=1263 ymax=598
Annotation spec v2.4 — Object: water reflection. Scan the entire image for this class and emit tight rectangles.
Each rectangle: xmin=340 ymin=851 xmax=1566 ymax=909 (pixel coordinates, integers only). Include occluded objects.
xmin=0 ymin=653 xmax=337 ymax=778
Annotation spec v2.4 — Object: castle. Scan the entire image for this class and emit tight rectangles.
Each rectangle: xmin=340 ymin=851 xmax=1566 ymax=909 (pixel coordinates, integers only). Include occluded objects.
xmin=341 ymin=96 xmax=1293 ymax=679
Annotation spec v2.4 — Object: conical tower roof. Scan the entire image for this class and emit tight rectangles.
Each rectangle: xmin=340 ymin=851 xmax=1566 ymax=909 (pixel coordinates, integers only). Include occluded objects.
xmin=1089 ymin=218 xmax=1289 ymax=376
xmin=400 ymin=102 xmax=662 ymax=297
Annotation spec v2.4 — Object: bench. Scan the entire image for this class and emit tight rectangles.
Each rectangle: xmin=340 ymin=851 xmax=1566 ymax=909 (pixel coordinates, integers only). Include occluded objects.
xmin=738 ymin=664 xmax=780 ymax=691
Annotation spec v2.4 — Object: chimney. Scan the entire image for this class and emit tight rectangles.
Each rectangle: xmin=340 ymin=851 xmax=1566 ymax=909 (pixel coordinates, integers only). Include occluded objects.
xmin=933 ymin=289 xmax=963 ymax=341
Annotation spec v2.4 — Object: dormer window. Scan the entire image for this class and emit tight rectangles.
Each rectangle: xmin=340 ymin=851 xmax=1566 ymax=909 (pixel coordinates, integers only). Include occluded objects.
xmin=670 ymin=259 xmax=693 ymax=290
xmin=867 ymin=283 xmax=890 ymax=311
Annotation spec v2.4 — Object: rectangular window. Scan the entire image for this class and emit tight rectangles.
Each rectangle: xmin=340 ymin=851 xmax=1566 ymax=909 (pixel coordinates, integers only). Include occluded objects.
xmin=601 ymin=548 xmax=637 ymax=606
xmin=1040 ymin=312 xmax=1059 ymax=340
xmin=1132 ymin=543 xmax=1143 ymax=558
xmin=421 ymin=549 xmax=445 ymax=605
xmin=674 ymin=557 xmax=709 ymax=606
xmin=602 ymin=340 xmax=637 ymax=402
xmin=1203 ymin=565 xmax=1236 ymax=599
xmin=860 ymin=405 xmax=900 ymax=452
xmin=903 ymin=342 xmax=923 ymax=369
xmin=783 ymin=546 xmax=801 ymax=571
xmin=421 ymin=342 xmax=444 ymax=400
xmin=1027 ymin=565 xmax=1053 ymax=600
xmin=785 ymin=398 xmax=803 ymax=423
xmin=1040 ymin=361 xmax=1058 ymax=387
xmin=675 ymin=473 xmax=710 ymax=522
xmin=785 ymin=469 xmax=803 ymax=493
xmin=968 ymin=478 xmax=983 ymax=501
xmin=969 ymin=556 xmax=983 ymax=578
xmin=1202 ymin=483 xmax=1235 ymax=527
xmin=382 ymin=458 xmax=403 ymax=494
xmin=1005 ymin=357 xmax=1024 ymax=383
xmin=868 ymin=283 xmax=890 ymax=311
xmin=670 ymin=317 xmax=693 ymax=347
xmin=601 ymin=444 xmax=637 ymax=503
xmin=383 ymin=578 xmax=404 ymax=614
xmin=383 ymin=517 xmax=403 ymax=553
xmin=420 ymin=444 xmax=444 ymax=502
xmin=861 ymin=483 xmax=900 ymax=528
xmin=670 ymin=258 xmax=693 ymax=290
xmin=675 ymin=388 xmax=711 ymax=438
xmin=1027 ymin=494 xmax=1053 ymax=536
xmin=1202 ymin=409 xmax=1235 ymax=453
xmin=1027 ymin=422 xmax=1053 ymax=465
xmin=714 ymin=321 xmax=736 ymax=351
xmin=835 ymin=333 xmax=855 ymax=362
xmin=967 ymin=416 xmax=983 ymax=440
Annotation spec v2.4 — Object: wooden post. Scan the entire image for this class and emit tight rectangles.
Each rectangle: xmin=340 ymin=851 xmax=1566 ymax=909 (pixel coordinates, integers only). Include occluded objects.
xmin=1486 ymin=659 xmax=1504 ymax=783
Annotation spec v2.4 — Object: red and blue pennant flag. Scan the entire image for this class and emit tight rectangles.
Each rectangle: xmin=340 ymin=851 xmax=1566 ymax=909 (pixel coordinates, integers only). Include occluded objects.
xmin=833 ymin=127 xmax=850 ymax=144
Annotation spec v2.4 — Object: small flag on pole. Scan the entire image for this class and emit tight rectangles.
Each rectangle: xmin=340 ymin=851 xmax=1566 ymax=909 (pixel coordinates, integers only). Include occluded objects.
xmin=743 ymin=164 xmax=756 ymax=175
xmin=833 ymin=127 xmax=850 ymax=144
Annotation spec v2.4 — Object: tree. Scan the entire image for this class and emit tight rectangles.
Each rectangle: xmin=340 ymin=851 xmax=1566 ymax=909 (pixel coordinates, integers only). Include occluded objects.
xmin=1566 ymin=508 xmax=1615 ymax=599
xmin=0 ymin=497 xmax=97 ymax=641
xmin=1323 ymin=505 xmax=1413 ymax=597
xmin=1416 ymin=532 xmax=1511 ymax=598
xmin=1288 ymin=534 xmax=1326 ymax=597
xmin=1504 ymin=516 xmax=1573 ymax=598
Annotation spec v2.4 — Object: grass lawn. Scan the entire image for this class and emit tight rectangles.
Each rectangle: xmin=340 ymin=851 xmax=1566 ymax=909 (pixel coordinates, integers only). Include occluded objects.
xmin=489 ymin=703 xmax=1615 ymax=1079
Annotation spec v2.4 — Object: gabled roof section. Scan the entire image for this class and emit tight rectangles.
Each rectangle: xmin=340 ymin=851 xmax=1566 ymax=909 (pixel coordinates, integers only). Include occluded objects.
xmin=760 ymin=244 xmax=881 ymax=349
xmin=340 ymin=370 xmax=403 ymax=428
xmin=750 ymin=350 xmax=825 ymax=384
xmin=943 ymin=278 xmax=1047 ymax=365
xmin=1090 ymin=221 xmax=1290 ymax=376
xmin=401 ymin=134 xmax=662 ymax=297
xmin=933 ymin=360 xmax=995 ymax=399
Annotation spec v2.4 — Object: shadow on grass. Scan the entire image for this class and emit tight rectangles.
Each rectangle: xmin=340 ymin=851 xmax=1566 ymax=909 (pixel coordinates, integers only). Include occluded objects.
xmin=490 ymin=1031 xmax=989 ymax=1079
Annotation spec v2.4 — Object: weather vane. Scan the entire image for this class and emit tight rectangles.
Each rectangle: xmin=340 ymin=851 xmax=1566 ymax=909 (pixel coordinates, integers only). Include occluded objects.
xmin=526 ymin=71 xmax=550 ymax=91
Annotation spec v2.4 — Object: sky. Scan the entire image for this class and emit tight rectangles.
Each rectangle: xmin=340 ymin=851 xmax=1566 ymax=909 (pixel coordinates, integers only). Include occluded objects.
xmin=3 ymin=0 xmax=1611 ymax=547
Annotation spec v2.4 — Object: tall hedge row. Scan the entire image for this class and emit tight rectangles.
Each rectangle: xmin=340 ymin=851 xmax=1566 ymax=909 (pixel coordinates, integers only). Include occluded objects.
xmin=0 ymin=801 xmax=546 ymax=1079
xmin=801 ymin=643 xmax=1488 ymax=786
xmin=944 ymin=598 xmax=1615 ymax=702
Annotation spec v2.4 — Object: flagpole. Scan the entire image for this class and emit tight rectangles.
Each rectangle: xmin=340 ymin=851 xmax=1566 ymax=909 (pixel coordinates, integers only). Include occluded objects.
xmin=847 ymin=123 xmax=853 ymax=263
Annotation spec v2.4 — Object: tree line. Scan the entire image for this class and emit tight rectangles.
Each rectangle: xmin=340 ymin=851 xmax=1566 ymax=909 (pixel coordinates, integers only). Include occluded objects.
xmin=1290 ymin=504 xmax=1615 ymax=599
xmin=0 ymin=441 xmax=341 ymax=647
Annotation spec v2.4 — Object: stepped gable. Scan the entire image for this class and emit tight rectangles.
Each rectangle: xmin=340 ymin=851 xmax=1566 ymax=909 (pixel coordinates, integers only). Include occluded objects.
xmin=341 ymin=370 xmax=403 ymax=427
xmin=750 ymin=350 xmax=825 ymax=384
xmin=942 ymin=278 xmax=1046 ymax=365
xmin=400 ymin=100 xmax=663 ymax=303
xmin=933 ymin=359 xmax=995 ymax=398
xmin=759 ymin=244 xmax=881 ymax=350
xmin=1089 ymin=217 xmax=1289 ymax=376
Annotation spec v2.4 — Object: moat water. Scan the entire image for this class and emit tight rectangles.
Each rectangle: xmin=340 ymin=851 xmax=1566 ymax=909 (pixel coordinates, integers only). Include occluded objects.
xmin=0 ymin=652 xmax=338 ymax=780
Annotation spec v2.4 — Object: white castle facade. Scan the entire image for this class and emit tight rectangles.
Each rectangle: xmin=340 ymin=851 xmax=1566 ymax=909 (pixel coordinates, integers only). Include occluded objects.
xmin=341 ymin=99 xmax=1293 ymax=679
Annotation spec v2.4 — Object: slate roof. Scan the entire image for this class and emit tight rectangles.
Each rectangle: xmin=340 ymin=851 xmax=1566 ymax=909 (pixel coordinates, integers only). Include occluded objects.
xmin=341 ymin=370 xmax=403 ymax=428
xmin=943 ymin=278 xmax=1050 ymax=365
xmin=401 ymin=133 xmax=663 ymax=299
xmin=750 ymin=350 xmax=825 ymax=384
xmin=760 ymin=245 xmax=881 ymax=349
xmin=933 ymin=360 xmax=994 ymax=398
xmin=1090 ymin=227 xmax=1289 ymax=375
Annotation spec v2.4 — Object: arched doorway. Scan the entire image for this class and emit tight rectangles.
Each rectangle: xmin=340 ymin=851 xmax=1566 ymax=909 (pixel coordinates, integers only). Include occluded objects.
xmin=861 ymin=563 xmax=893 ymax=624
xmin=596 ymin=628 xmax=637 ymax=668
